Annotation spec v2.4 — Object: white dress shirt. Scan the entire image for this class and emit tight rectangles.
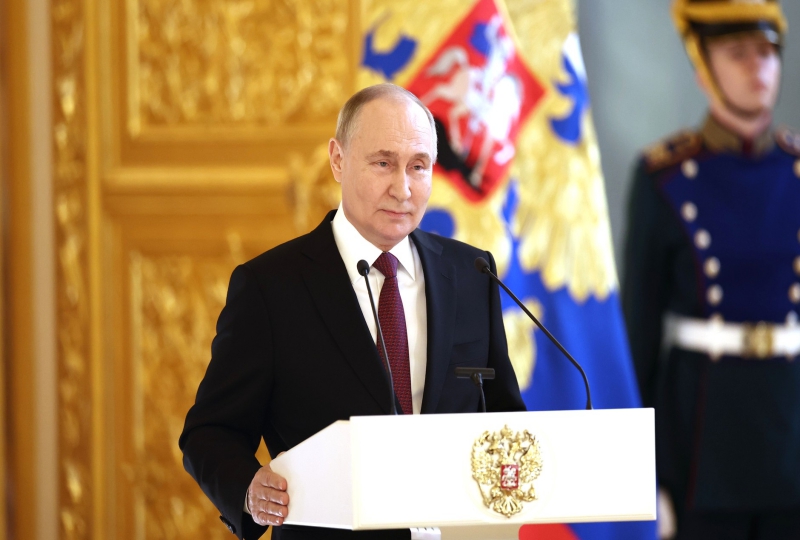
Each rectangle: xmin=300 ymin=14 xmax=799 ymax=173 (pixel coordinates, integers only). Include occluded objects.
xmin=331 ymin=204 xmax=428 ymax=415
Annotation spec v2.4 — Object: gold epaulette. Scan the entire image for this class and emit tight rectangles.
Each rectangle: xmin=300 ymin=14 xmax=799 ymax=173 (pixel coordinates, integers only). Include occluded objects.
xmin=642 ymin=130 xmax=703 ymax=173
xmin=776 ymin=127 xmax=800 ymax=157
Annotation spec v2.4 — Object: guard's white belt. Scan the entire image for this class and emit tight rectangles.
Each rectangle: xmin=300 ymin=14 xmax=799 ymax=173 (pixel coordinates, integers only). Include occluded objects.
xmin=665 ymin=314 xmax=800 ymax=360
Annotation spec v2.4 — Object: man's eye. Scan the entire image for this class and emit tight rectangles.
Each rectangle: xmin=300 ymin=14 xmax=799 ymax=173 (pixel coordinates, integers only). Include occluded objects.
xmin=378 ymin=161 xmax=389 ymax=167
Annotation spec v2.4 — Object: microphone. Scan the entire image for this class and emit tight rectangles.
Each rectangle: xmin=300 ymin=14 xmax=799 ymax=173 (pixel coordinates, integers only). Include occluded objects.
xmin=474 ymin=257 xmax=593 ymax=410
xmin=357 ymin=260 xmax=398 ymax=415
xmin=454 ymin=367 xmax=495 ymax=413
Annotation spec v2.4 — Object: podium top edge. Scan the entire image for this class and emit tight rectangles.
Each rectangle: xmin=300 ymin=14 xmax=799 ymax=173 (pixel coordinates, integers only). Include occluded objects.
xmin=348 ymin=408 xmax=654 ymax=420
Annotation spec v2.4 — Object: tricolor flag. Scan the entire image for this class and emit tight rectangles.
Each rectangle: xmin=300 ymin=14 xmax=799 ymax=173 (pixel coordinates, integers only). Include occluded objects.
xmin=359 ymin=0 xmax=656 ymax=539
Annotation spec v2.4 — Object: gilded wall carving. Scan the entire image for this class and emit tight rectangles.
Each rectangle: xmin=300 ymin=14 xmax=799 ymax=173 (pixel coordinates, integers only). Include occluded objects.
xmin=129 ymin=0 xmax=351 ymax=132
xmin=53 ymin=0 xmax=92 ymax=537
xmin=55 ymin=0 xmax=350 ymax=537
xmin=131 ymin=246 xmax=271 ymax=539
xmin=288 ymin=144 xmax=340 ymax=232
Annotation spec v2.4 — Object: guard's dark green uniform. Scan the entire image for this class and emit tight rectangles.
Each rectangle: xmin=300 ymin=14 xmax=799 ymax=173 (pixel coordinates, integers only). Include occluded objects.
xmin=623 ymin=116 xmax=800 ymax=536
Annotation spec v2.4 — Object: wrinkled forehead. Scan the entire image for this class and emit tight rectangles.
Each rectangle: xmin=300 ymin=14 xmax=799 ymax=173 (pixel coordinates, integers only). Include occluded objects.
xmin=353 ymin=96 xmax=429 ymax=131
xmin=350 ymin=97 xmax=435 ymax=150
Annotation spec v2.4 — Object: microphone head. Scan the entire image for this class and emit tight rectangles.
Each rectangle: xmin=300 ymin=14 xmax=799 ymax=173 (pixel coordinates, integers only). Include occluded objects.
xmin=357 ymin=260 xmax=371 ymax=276
xmin=474 ymin=257 xmax=490 ymax=274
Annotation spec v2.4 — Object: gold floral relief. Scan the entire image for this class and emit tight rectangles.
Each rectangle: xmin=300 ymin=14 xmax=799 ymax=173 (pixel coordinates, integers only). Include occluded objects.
xmin=53 ymin=0 xmax=92 ymax=536
xmin=131 ymin=247 xmax=271 ymax=539
xmin=288 ymin=143 xmax=341 ymax=233
xmin=129 ymin=0 xmax=352 ymax=132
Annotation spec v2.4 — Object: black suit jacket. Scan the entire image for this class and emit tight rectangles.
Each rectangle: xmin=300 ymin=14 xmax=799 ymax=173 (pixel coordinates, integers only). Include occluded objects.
xmin=179 ymin=210 xmax=525 ymax=540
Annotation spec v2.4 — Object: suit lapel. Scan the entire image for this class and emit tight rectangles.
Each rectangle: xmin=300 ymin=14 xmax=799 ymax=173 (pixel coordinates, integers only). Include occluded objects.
xmin=411 ymin=229 xmax=456 ymax=414
xmin=300 ymin=211 xmax=392 ymax=413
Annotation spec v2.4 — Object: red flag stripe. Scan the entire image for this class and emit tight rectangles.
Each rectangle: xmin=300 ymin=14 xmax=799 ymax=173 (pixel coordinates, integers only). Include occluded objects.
xmin=519 ymin=524 xmax=580 ymax=540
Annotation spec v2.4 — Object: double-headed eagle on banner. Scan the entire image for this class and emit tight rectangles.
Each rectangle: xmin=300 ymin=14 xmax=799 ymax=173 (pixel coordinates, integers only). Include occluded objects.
xmin=471 ymin=425 xmax=544 ymax=518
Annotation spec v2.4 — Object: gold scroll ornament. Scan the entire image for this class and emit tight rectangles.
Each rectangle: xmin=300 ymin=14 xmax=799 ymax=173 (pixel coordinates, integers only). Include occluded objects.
xmin=471 ymin=425 xmax=543 ymax=518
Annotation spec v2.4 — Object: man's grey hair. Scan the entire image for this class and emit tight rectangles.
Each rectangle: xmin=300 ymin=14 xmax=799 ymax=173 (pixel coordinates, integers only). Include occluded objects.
xmin=335 ymin=83 xmax=438 ymax=163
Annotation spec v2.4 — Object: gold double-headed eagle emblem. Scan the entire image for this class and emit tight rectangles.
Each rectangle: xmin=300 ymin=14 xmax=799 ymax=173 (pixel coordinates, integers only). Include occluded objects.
xmin=471 ymin=425 xmax=543 ymax=518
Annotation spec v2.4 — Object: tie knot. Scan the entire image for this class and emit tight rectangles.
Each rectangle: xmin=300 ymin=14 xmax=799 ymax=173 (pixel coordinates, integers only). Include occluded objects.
xmin=373 ymin=252 xmax=399 ymax=278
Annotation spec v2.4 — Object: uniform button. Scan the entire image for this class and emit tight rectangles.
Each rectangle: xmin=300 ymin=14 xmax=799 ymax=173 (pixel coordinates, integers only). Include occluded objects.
xmin=681 ymin=202 xmax=698 ymax=222
xmin=794 ymin=159 xmax=800 ymax=178
xmin=790 ymin=283 xmax=800 ymax=304
xmin=704 ymin=257 xmax=720 ymax=278
xmin=794 ymin=256 xmax=800 ymax=276
xmin=707 ymin=284 xmax=723 ymax=305
xmin=695 ymin=229 xmax=711 ymax=250
xmin=682 ymin=159 xmax=698 ymax=179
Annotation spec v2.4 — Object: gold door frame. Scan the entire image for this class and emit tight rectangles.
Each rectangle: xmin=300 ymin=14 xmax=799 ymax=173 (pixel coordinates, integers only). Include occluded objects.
xmin=0 ymin=0 xmax=9 ymax=534
xmin=5 ymin=0 xmax=36 ymax=537
xmin=53 ymin=0 xmax=355 ymax=537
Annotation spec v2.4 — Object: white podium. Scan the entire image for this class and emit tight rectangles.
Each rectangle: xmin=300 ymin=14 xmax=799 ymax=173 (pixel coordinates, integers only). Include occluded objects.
xmin=270 ymin=409 xmax=656 ymax=539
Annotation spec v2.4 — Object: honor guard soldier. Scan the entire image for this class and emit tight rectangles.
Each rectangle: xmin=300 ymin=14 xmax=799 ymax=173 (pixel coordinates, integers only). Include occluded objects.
xmin=623 ymin=1 xmax=800 ymax=538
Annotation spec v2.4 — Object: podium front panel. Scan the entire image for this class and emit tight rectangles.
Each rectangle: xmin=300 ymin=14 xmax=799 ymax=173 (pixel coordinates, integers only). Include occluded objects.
xmin=350 ymin=409 xmax=655 ymax=529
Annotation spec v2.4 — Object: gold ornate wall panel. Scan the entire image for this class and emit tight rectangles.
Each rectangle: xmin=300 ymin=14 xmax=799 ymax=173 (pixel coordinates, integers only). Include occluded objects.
xmin=52 ymin=0 xmax=94 ymax=536
xmin=54 ymin=0 xmax=346 ymax=538
xmin=111 ymin=213 xmax=294 ymax=540
xmin=126 ymin=250 xmax=249 ymax=540
xmin=108 ymin=0 xmax=360 ymax=170
xmin=129 ymin=0 xmax=352 ymax=130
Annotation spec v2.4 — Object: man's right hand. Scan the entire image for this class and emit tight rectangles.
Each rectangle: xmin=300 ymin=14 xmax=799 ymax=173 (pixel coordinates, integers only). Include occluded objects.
xmin=246 ymin=464 xmax=289 ymax=527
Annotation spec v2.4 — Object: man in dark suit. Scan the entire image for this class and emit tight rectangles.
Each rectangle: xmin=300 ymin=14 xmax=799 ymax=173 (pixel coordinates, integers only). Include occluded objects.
xmin=179 ymin=83 xmax=525 ymax=540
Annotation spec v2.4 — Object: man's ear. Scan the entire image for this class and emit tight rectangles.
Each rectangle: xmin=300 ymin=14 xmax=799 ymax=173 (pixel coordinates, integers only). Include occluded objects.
xmin=329 ymin=138 xmax=344 ymax=183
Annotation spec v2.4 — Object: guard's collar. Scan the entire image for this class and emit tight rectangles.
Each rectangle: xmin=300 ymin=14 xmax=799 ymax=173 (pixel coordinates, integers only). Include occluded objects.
xmin=701 ymin=114 xmax=774 ymax=158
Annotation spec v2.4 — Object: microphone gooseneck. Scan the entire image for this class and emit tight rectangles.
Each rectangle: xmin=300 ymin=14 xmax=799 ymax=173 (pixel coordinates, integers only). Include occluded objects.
xmin=474 ymin=257 xmax=593 ymax=410
xmin=454 ymin=367 xmax=495 ymax=413
xmin=357 ymin=259 xmax=398 ymax=415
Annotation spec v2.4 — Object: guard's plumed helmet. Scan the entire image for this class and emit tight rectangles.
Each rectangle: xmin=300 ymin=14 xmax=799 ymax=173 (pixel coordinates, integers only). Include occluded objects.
xmin=672 ymin=0 xmax=788 ymax=104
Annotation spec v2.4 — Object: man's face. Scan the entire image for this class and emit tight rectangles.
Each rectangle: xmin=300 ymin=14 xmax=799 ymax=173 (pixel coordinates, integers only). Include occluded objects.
xmin=329 ymin=97 xmax=434 ymax=252
xmin=706 ymin=33 xmax=782 ymax=116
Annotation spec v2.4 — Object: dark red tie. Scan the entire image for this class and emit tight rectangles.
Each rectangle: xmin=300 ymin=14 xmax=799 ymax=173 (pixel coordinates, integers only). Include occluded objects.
xmin=373 ymin=252 xmax=413 ymax=415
